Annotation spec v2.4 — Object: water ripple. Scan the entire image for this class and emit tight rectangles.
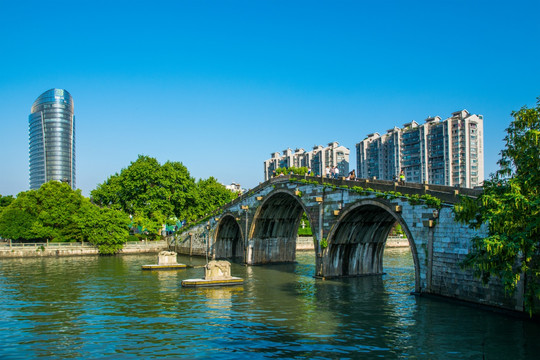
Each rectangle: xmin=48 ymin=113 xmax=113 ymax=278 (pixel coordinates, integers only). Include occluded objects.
xmin=0 ymin=251 xmax=539 ymax=359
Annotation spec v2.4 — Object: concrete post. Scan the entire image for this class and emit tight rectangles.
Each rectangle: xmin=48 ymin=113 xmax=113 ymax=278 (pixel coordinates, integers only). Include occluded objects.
xmin=515 ymin=272 xmax=525 ymax=312
xmin=427 ymin=227 xmax=434 ymax=292
xmin=244 ymin=209 xmax=248 ymax=264
xmin=317 ymin=201 xmax=324 ymax=277
xmin=207 ymin=224 xmax=213 ymax=260
xmin=246 ymin=240 xmax=253 ymax=265
xmin=205 ymin=231 xmax=209 ymax=265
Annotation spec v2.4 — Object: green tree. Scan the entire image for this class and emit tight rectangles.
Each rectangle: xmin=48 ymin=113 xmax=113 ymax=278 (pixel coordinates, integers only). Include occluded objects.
xmin=91 ymin=155 xmax=235 ymax=236
xmin=0 ymin=195 xmax=14 ymax=212
xmin=92 ymin=155 xmax=194 ymax=238
xmin=32 ymin=181 xmax=86 ymax=242
xmin=194 ymin=177 xmax=237 ymax=219
xmin=0 ymin=187 xmax=48 ymax=242
xmin=0 ymin=182 xmax=130 ymax=254
xmin=454 ymin=98 xmax=540 ymax=314
xmin=0 ymin=208 xmax=38 ymax=241
xmin=75 ymin=201 xmax=130 ymax=255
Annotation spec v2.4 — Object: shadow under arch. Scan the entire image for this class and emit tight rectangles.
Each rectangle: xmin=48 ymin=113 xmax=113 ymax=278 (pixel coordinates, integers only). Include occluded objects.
xmin=248 ymin=188 xmax=315 ymax=265
xmin=322 ymin=198 xmax=420 ymax=292
xmin=213 ymin=213 xmax=244 ymax=261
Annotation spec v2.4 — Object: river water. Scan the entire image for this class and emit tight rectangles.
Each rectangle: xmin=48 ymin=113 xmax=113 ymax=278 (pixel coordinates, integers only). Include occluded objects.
xmin=0 ymin=249 xmax=539 ymax=359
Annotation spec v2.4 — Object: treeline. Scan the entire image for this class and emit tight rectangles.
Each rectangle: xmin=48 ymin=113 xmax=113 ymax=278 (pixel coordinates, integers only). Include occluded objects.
xmin=0 ymin=182 xmax=129 ymax=254
xmin=0 ymin=155 xmax=237 ymax=254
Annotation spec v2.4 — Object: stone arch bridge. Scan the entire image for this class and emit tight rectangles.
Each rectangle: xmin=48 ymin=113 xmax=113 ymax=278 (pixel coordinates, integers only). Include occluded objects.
xmin=172 ymin=175 xmax=523 ymax=312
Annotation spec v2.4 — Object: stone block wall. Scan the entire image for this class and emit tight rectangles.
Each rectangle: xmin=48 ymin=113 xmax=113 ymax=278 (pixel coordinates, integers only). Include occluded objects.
xmin=174 ymin=223 xmax=209 ymax=256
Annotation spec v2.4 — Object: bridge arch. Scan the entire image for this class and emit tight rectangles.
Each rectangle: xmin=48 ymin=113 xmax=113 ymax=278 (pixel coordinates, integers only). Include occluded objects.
xmin=247 ymin=189 xmax=315 ymax=264
xmin=323 ymin=199 xmax=420 ymax=292
xmin=213 ymin=213 xmax=244 ymax=261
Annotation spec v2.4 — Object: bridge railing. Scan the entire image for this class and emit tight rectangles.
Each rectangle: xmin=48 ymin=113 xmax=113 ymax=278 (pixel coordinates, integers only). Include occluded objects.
xmin=265 ymin=175 xmax=481 ymax=204
xmin=0 ymin=241 xmax=97 ymax=250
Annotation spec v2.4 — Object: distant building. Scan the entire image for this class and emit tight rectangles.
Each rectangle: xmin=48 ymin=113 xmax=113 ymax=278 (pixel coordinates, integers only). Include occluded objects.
xmin=263 ymin=152 xmax=281 ymax=181
xmin=356 ymin=110 xmax=484 ymax=188
xmin=225 ymin=182 xmax=245 ymax=193
xmin=29 ymin=89 xmax=76 ymax=189
xmin=263 ymin=142 xmax=350 ymax=180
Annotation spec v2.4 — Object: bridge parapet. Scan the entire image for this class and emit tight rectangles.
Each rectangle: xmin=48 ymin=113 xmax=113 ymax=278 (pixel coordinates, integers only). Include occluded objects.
xmin=265 ymin=175 xmax=481 ymax=205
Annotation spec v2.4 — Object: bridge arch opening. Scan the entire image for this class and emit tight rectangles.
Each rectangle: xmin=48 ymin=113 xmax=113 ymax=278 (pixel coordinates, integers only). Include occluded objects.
xmin=324 ymin=200 xmax=419 ymax=291
xmin=214 ymin=214 xmax=243 ymax=261
xmin=249 ymin=190 xmax=314 ymax=265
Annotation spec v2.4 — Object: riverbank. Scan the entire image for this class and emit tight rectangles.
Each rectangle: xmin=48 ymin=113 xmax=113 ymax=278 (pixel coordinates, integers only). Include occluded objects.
xmin=1 ymin=236 xmax=408 ymax=259
xmin=0 ymin=240 xmax=168 ymax=258
xmin=386 ymin=236 xmax=409 ymax=248
xmin=296 ymin=236 xmax=409 ymax=251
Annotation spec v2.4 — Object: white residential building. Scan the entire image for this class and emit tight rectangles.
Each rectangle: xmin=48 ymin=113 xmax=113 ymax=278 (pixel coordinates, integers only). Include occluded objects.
xmin=264 ymin=142 xmax=350 ymax=180
xmin=356 ymin=110 xmax=484 ymax=188
xmin=225 ymin=182 xmax=245 ymax=194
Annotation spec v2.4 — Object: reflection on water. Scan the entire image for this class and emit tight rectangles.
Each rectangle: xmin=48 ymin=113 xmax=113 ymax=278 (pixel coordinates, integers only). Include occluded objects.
xmin=0 ymin=249 xmax=539 ymax=359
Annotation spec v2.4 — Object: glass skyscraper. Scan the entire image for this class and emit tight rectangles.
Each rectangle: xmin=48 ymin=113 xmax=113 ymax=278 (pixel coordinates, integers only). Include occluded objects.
xmin=29 ymin=89 xmax=75 ymax=190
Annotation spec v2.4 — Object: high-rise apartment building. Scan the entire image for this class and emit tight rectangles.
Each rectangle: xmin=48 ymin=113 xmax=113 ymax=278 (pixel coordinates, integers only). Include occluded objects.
xmin=264 ymin=142 xmax=350 ymax=180
xmin=356 ymin=110 xmax=483 ymax=188
xmin=29 ymin=89 xmax=76 ymax=189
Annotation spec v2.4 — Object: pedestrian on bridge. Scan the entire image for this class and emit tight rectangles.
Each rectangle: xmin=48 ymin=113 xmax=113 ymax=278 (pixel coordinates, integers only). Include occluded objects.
xmin=399 ymin=170 xmax=405 ymax=185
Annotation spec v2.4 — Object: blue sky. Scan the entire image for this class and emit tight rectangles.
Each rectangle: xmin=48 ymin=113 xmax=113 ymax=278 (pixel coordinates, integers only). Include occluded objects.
xmin=1 ymin=0 xmax=539 ymax=196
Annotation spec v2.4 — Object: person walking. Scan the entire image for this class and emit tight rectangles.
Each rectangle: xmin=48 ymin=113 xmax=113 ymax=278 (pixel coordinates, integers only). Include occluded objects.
xmin=325 ymin=166 xmax=330 ymax=178
xmin=399 ymin=170 xmax=405 ymax=185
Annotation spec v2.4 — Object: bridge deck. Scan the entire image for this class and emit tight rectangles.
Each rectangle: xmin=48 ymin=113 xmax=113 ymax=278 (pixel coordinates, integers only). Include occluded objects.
xmin=233 ymin=175 xmax=480 ymax=206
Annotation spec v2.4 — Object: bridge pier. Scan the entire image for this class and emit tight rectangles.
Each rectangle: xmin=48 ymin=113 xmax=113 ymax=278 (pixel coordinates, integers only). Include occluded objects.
xmin=247 ymin=236 xmax=296 ymax=264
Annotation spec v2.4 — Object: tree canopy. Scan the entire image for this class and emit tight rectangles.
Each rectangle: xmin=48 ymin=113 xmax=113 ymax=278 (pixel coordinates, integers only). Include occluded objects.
xmin=454 ymin=98 xmax=540 ymax=314
xmin=0 ymin=182 xmax=129 ymax=254
xmin=91 ymin=155 xmax=236 ymax=237
xmin=0 ymin=195 xmax=14 ymax=212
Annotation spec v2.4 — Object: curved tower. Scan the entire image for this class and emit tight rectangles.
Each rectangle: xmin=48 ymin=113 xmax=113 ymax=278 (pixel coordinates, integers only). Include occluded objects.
xmin=29 ymin=89 xmax=75 ymax=189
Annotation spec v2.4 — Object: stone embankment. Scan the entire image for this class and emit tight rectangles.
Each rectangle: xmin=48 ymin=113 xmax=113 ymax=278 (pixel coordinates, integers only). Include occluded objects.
xmin=296 ymin=236 xmax=314 ymax=250
xmin=296 ymin=236 xmax=408 ymax=250
xmin=385 ymin=236 xmax=409 ymax=248
xmin=171 ymin=233 xmax=408 ymax=256
xmin=0 ymin=240 xmax=169 ymax=258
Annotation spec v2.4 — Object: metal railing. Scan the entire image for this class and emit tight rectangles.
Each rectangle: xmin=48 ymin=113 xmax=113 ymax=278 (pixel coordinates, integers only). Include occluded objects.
xmin=0 ymin=240 xmax=168 ymax=249
xmin=0 ymin=241 xmax=95 ymax=249
xmin=123 ymin=240 xmax=168 ymax=249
